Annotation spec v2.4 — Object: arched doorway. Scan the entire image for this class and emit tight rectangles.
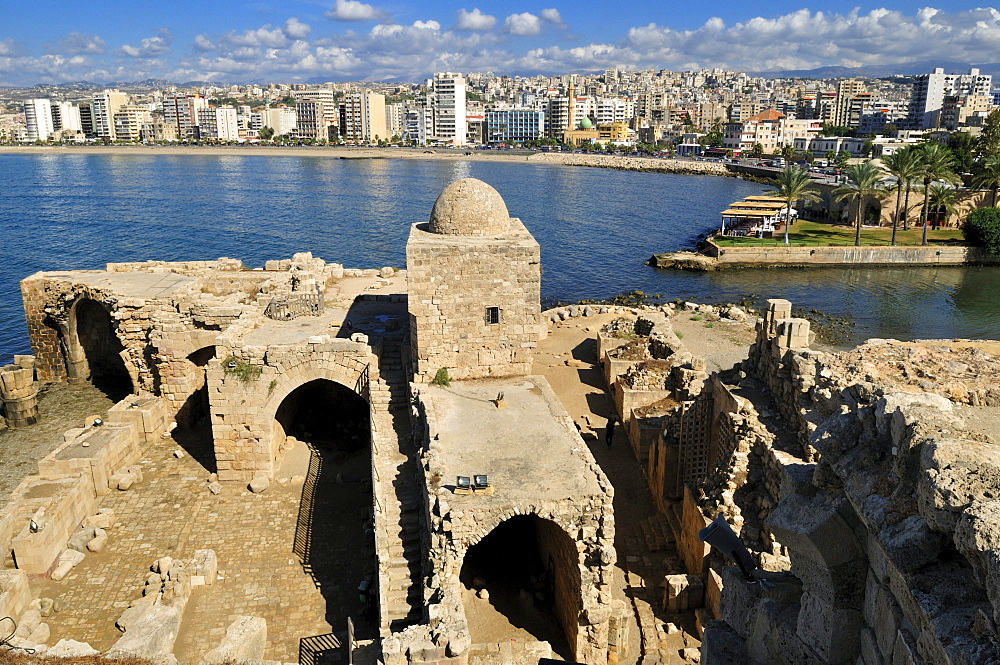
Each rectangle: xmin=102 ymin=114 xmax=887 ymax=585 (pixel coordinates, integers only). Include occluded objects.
xmin=864 ymin=199 xmax=882 ymax=226
xmin=73 ymin=299 xmax=133 ymax=401
xmin=460 ymin=515 xmax=581 ymax=660
xmin=276 ymin=379 xmax=377 ymax=637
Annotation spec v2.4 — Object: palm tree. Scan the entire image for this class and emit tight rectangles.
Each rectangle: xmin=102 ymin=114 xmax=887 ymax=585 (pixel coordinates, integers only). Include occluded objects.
xmin=766 ymin=166 xmax=821 ymax=245
xmin=834 ymin=160 xmax=886 ymax=246
xmin=881 ymin=148 xmax=922 ymax=244
xmin=972 ymin=156 xmax=1000 ymax=207
xmin=927 ymin=182 xmax=959 ymax=228
xmin=915 ymin=143 xmax=960 ymax=245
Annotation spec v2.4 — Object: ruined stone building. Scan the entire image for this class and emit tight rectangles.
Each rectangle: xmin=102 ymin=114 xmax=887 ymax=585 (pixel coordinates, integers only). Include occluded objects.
xmin=1 ymin=178 xmax=626 ymax=664
xmin=599 ymin=300 xmax=1000 ymax=665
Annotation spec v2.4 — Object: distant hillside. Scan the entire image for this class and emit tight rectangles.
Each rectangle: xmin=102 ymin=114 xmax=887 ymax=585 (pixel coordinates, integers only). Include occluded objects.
xmin=750 ymin=61 xmax=1000 ymax=80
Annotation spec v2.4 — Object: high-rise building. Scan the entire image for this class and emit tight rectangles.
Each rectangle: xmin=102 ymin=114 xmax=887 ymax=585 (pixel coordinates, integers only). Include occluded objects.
xmin=431 ymin=73 xmax=467 ymax=145
xmin=833 ymin=78 xmax=866 ymax=127
xmin=339 ymin=91 xmax=387 ymax=142
xmin=91 ymin=90 xmax=129 ymax=140
xmin=112 ymin=105 xmax=153 ymax=142
xmin=195 ymin=107 xmax=239 ymax=141
xmin=385 ymin=102 xmax=405 ymax=139
xmin=23 ymin=99 xmax=55 ymax=141
xmin=908 ymin=67 xmax=993 ymax=129
xmin=162 ymin=94 xmax=209 ymax=139
xmin=295 ymin=89 xmax=338 ymax=140
xmin=79 ymin=103 xmax=94 ymax=138
xmin=51 ymin=102 xmax=82 ymax=133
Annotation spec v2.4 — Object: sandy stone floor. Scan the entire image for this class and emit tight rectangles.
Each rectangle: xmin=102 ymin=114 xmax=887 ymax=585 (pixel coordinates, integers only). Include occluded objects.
xmin=30 ymin=430 xmax=376 ymax=664
xmin=533 ymin=307 xmax=755 ymax=665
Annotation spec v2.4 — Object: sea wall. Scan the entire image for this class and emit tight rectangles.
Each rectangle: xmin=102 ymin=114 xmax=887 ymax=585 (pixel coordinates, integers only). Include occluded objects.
xmin=707 ymin=242 xmax=1000 ymax=267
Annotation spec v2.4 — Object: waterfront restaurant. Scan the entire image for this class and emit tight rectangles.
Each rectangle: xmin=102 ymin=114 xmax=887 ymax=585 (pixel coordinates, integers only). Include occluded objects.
xmin=718 ymin=196 xmax=794 ymax=237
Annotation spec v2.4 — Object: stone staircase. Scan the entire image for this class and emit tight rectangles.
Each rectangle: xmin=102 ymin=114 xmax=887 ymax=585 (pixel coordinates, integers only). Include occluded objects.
xmin=373 ymin=332 xmax=426 ymax=632
xmin=638 ymin=511 xmax=679 ymax=552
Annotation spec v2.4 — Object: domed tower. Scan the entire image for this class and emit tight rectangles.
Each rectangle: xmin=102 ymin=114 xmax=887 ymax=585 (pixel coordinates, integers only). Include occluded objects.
xmin=406 ymin=178 xmax=541 ymax=382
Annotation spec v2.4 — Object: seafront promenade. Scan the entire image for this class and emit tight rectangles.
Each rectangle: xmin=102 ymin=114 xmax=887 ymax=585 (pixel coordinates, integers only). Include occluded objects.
xmin=0 ymin=144 xmax=731 ymax=176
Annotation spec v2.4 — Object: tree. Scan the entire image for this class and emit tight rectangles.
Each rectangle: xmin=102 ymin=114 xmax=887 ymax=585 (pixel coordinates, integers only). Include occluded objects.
xmin=976 ymin=109 xmax=1000 ymax=159
xmin=883 ymin=123 xmax=898 ymax=136
xmin=750 ymin=143 xmax=764 ymax=158
xmin=948 ymin=131 xmax=977 ymax=174
xmin=835 ymin=150 xmax=851 ymax=168
xmin=927 ymin=182 xmax=959 ymax=228
xmin=780 ymin=144 xmax=796 ymax=162
xmin=882 ymin=147 xmax=922 ymax=244
xmin=834 ymin=160 xmax=886 ymax=246
xmin=962 ymin=207 xmax=1000 ymax=254
xmin=973 ymin=156 xmax=1000 ymax=207
xmin=258 ymin=126 xmax=275 ymax=141
xmin=825 ymin=150 xmax=837 ymax=163
xmin=915 ymin=142 xmax=960 ymax=245
xmin=766 ymin=166 xmax=821 ymax=245
xmin=700 ymin=130 xmax=723 ymax=147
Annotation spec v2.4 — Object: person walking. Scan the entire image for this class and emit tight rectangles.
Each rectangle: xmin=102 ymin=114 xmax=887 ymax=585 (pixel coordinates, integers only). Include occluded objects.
xmin=606 ymin=417 xmax=617 ymax=448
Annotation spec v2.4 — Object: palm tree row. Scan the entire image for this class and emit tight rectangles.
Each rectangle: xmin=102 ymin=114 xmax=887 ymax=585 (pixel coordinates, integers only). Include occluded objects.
xmin=768 ymin=142 xmax=975 ymax=247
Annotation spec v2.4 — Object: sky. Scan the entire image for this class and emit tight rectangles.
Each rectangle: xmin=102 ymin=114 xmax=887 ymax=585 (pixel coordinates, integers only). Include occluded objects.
xmin=2 ymin=1 xmax=1000 ymax=85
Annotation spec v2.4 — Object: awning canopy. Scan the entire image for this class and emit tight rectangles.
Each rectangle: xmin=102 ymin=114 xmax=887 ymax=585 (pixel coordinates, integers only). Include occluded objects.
xmin=721 ymin=208 xmax=778 ymax=217
xmin=729 ymin=201 xmax=787 ymax=209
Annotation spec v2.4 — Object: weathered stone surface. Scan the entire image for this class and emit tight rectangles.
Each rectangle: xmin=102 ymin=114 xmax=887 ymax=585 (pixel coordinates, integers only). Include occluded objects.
xmin=50 ymin=549 xmax=85 ymax=581
xmin=86 ymin=528 xmax=108 ymax=553
xmin=202 ymin=616 xmax=267 ymax=664
xmin=701 ymin=620 xmax=749 ymax=664
xmin=954 ymin=501 xmax=1000 ymax=628
xmin=249 ymin=474 xmax=270 ymax=494
xmin=48 ymin=639 xmax=99 ymax=657
xmin=107 ymin=604 xmax=181 ymax=658
xmin=191 ymin=549 xmax=218 ymax=585
xmin=428 ymin=178 xmax=511 ymax=236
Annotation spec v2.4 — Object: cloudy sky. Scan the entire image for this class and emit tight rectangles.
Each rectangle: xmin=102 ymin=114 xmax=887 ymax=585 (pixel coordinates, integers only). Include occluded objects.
xmin=1 ymin=1 xmax=999 ymax=85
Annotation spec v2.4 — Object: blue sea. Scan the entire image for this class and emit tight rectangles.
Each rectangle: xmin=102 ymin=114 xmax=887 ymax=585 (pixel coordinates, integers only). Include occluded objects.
xmin=2 ymin=152 xmax=1000 ymax=363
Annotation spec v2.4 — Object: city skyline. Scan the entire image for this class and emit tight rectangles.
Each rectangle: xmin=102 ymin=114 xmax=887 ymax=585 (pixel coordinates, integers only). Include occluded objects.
xmin=2 ymin=2 xmax=1000 ymax=86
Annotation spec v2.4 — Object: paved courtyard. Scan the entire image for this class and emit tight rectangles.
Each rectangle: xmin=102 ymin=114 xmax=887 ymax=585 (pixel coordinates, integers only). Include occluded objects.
xmin=31 ymin=427 xmax=376 ymax=664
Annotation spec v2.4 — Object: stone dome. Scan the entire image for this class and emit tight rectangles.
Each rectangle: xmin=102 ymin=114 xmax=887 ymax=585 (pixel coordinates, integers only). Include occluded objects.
xmin=428 ymin=178 xmax=511 ymax=236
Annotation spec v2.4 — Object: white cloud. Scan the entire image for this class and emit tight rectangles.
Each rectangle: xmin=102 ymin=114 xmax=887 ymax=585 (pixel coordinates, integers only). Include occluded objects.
xmin=455 ymin=8 xmax=496 ymax=31
xmin=7 ymin=7 xmax=1000 ymax=86
xmin=49 ymin=32 xmax=106 ymax=56
xmin=325 ymin=0 xmax=389 ymax=22
xmin=504 ymin=12 xmax=542 ymax=36
xmin=193 ymin=34 xmax=215 ymax=52
xmin=539 ymin=9 xmax=564 ymax=25
xmin=284 ymin=18 xmax=311 ymax=40
xmin=117 ymin=28 xmax=172 ymax=58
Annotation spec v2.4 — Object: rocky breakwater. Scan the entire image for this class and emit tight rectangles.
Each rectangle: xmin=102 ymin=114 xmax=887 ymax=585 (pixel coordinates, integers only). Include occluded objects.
xmin=528 ymin=152 xmax=731 ymax=176
xmin=703 ymin=302 xmax=1000 ymax=665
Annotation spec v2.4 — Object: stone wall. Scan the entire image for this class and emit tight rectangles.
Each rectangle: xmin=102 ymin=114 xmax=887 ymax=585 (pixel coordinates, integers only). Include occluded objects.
xmin=406 ymin=221 xmax=540 ymax=382
xmin=700 ymin=302 xmax=1000 ymax=665
xmin=704 ymin=242 xmax=1000 ymax=268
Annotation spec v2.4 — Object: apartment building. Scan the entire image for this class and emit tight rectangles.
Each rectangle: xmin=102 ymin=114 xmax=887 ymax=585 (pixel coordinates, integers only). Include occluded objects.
xmin=296 ymin=89 xmax=338 ymax=140
xmin=723 ymin=109 xmax=822 ymax=153
xmin=162 ymin=94 xmax=209 ymax=139
xmin=195 ymin=107 xmax=239 ymax=141
xmin=112 ymin=105 xmax=152 ymax=142
xmin=430 ymin=73 xmax=466 ymax=145
xmin=909 ymin=67 xmax=993 ymax=129
xmin=262 ymin=107 xmax=297 ymax=136
xmin=339 ymin=91 xmax=387 ymax=142
xmin=23 ymin=99 xmax=54 ymax=141
xmin=484 ymin=109 xmax=544 ymax=144
xmin=91 ymin=90 xmax=129 ymax=140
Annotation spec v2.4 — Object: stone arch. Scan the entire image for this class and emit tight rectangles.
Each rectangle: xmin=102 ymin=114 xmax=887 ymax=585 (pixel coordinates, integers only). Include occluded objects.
xmin=459 ymin=512 xmax=583 ymax=660
xmin=63 ymin=297 xmax=134 ymax=401
xmin=209 ymin=354 xmax=374 ymax=480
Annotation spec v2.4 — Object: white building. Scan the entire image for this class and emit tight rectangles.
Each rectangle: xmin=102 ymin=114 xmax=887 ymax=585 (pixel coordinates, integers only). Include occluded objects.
xmin=909 ymin=67 xmax=993 ymax=129
xmin=262 ymin=107 xmax=297 ymax=136
xmin=404 ymin=105 xmax=433 ymax=144
xmin=595 ymin=97 xmax=634 ymax=125
xmin=91 ymin=90 xmax=129 ymax=140
xmin=23 ymin=99 xmax=54 ymax=141
xmin=195 ymin=107 xmax=239 ymax=141
xmin=431 ymin=73 xmax=467 ymax=145
xmin=385 ymin=102 xmax=405 ymax=139
xmin=51 ymin=102 xmax=82 ymax=133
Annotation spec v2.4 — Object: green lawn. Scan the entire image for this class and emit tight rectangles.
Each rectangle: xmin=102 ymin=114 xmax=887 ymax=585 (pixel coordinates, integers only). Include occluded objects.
xmin=712 ymin=220 xmax=966 ymax=247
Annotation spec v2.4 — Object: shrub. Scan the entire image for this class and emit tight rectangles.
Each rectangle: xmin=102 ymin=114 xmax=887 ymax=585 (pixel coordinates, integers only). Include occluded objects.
xmin=431 ymin=368 xmax=451 ymax=386
xmin=962 ymin=207 xmax=1000 ymax=254
xmin=675 ymin=331 xmax=685 ymax=340
xmin=223 ymin=356 xmax=262 ymax=384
